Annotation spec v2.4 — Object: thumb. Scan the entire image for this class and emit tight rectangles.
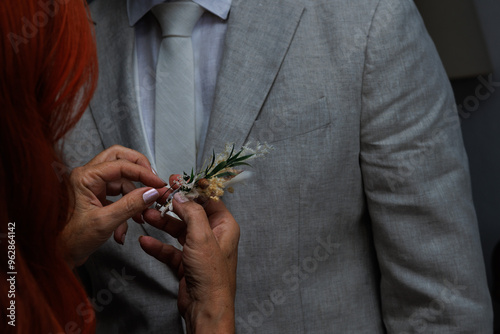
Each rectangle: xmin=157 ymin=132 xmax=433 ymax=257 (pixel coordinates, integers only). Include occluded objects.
xmin=99 ymin=187 xmax=160 ymax=229
xmin=172 ymin=192 xmax=213 ymax=241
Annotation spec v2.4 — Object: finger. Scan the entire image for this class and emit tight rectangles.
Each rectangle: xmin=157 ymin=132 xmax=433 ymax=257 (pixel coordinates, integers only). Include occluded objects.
xmin=86 ymin=145 xmax=153 ymax=170
xmin=82 ymin=160 xmax=165 ymax=196
xmin=169 ymin=174 xmax=183 ymax=188
xmin=106 ymin=178 xmax=137 ymax=197
xmin=172 ymin=195 xmax=239 ymax=297
xmin=105 ymin=198 xmax=144 ymax=226
xmin=113 ymin=222 xmax=128 ymax=245
xmin=139 ymin=235 xmax=183 ymax=277
xmin=97 ymin=187 xmax=161 ymax=231
xmin=171 ymin=193 xmax=215 ymax=243
xmin=104 ymin=177 xmax=146 ymax=224
xmin=199 ymin=200 xmax=240 ymax=295
xmin=156 ymin=186 xmax=173 ymax=205
xmin=154 ymin=174 xmax=184 ymax=205
xmin=106 ymin=179 xmax=149 ymax=224
xmin=143 ymin=208 xmax=187 ymax=243
xmin=109 ymin=201 xmax=144 ymax=225
xmin=203 ymin=200 xmax=240 ymax=244
xmin=203 ymin=199 xmax=231 ymax=226
xmin=103 ymin=199 xmax=114 ymax=206
xmin=198 ymin=199 xmax=240 ymax=265
xmin=132 ymin=212 xmax=145 ymax=225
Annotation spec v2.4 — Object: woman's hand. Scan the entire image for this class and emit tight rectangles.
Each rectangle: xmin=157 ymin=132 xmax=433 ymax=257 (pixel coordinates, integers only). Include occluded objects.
xmin=61 ymin=145 xmax=166 ymax=268
xmin=140 ymin=183 xmax=240 ymax=334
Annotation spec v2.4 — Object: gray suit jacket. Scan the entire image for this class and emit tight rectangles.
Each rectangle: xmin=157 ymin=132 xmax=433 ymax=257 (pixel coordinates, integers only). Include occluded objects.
xmin=63 ymin=0 xmax=493 ymax=332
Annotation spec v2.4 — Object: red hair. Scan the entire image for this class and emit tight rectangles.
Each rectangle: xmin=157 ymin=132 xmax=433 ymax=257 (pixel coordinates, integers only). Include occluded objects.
xmin=0 ymin=0 xmax=97 ymax=332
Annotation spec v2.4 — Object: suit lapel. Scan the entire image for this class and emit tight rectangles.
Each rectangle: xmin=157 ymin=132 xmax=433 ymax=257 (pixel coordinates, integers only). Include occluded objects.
xmin=202 ymin=0 xmax=304 ymax=160
xmin=90 ymin=0 xmax=172 ymax=242
xmin=89 ymin=0 xmax=152 ymax=163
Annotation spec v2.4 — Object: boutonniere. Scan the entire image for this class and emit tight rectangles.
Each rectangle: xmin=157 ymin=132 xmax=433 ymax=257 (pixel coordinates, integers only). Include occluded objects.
xmin=157 ymin=142 xmax=272 ymax=216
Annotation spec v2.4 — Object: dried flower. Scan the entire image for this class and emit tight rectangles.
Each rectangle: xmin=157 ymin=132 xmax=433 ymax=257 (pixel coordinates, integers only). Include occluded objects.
xmin=157 ymin=142 xmax=272 ymax=216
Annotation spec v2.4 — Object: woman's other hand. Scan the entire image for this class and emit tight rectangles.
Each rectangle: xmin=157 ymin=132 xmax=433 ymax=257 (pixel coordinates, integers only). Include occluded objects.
xmin=61 ymin=145 xmax=166 ymax=268
xmin=140 ymin=191 xmax=240 ymax=334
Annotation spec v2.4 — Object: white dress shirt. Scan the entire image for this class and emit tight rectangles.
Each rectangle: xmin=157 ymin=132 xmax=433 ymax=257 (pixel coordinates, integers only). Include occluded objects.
xmin=127 ymin=0 xmax=231 ymax=164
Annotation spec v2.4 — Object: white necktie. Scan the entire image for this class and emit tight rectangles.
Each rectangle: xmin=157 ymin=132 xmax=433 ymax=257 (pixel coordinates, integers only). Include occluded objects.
xmin=152 ymin=2 xmax=204 ymax=176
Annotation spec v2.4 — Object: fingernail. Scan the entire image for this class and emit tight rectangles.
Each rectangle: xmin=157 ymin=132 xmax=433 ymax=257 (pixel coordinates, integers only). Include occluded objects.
xmin=174 ymin=192 xmax=189 ymax=203
xmin=143 ymin=188 xmax=159 ymax=204
xmin=138 ymin=235 xmax=144 ymax=242
xmin=121 ymin=234 xmax=126 ymax=245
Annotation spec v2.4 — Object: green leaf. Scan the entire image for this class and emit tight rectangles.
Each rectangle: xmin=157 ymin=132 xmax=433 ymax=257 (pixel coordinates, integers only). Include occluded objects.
xmin=227 ymin=149 xmax=243 ymax=163
xmin=207 ymin=161 xmax=227 ymax=177
xmin=214 ymin=171 xmax=237 ymax=179
xmin=201 ymin=150 xmax=215 ymax=178
xmin=230 ymin=154 xmax=254 ymax=163
xmin=230 ymin=162 xmax=252 ymax=168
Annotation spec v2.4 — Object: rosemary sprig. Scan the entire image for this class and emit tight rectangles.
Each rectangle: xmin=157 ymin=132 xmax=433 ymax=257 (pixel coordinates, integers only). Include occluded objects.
xmin=156 ymin=142 xmax=271 ymax=216
xmin=200 ymin=144 xmax=254 ymax=180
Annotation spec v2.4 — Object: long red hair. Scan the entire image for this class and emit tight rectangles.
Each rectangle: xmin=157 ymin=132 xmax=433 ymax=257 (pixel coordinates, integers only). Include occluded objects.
xmin=0 ymin=0 xmax=98 ymax=332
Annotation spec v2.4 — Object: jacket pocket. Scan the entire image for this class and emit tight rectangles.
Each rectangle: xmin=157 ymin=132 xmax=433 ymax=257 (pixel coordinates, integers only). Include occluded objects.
xmin=248 ymin=96 xmax=331 ymax=143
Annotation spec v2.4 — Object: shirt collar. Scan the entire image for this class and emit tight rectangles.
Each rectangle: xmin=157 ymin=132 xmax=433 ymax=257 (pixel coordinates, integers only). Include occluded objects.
xmin=127 ymin=0 xmax=232 ymax=26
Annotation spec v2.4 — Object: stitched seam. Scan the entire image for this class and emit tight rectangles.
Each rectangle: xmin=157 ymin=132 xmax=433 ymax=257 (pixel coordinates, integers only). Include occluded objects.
xmin=359 ymin=0 xmax=383 ymax=147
